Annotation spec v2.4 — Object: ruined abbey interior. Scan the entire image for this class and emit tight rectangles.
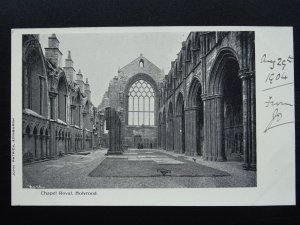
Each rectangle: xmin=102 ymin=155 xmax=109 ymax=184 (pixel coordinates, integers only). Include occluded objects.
xmin=98 ymin=31 xmax=256 ymax=170
xmin=22 ymin=31 xmax=256 ymax=185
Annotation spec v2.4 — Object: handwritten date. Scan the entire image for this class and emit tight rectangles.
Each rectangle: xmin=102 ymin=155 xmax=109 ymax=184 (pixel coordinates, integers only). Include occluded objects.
xmin=261 ymin=54 xmax=293 ymax=70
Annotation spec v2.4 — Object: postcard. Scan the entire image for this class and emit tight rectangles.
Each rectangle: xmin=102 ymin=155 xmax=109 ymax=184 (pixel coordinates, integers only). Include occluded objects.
xmin=11 ymin=26 xmax=295 ymax=205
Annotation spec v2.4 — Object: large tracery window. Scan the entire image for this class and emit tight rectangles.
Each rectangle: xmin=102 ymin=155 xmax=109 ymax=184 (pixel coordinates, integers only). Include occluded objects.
xmin=128 ymin=80 xmax=155 ymax=126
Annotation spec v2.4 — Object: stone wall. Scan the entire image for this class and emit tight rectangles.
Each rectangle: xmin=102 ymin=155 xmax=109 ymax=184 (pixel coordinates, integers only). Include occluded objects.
xmin=158 ymin=31 xmax=256 ymax=170
xmin=98 ymin=54 xmax=164 ymax=150
xmin=22 ymin=34 xmax=97 ymax=163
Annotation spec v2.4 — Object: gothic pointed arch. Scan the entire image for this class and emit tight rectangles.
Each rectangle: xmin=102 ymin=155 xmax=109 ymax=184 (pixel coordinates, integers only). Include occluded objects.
xmin=175 ymin=92 xmax=185 ymax=153
xmin=206 ymin=48 xmax=243 ymax=161
xmin=166 ymin=101 xmax=174 ymax=151
xmin=125 ymin=73 xmax=158 ymax=126
xmin=57 ymin=74 xmax=68 ymax=122
xmin=187 ymin=77 xmax=204 ymax=155
xmin=187 ymin=77 xmax=203 ymax=107
xmin=23 ymin=36 xmax=48 ymax=116
xmin=160 ymin=107 xmax=166 ymax=150
xmin=208 ymin=48 xmax=240 ymax=95
xmin=73 ymin=88 xmax=82 ymax=127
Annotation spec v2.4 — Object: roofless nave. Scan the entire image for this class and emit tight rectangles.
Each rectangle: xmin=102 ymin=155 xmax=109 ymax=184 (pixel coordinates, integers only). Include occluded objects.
xmin=22 ymin=31 xmax=256 ymax=180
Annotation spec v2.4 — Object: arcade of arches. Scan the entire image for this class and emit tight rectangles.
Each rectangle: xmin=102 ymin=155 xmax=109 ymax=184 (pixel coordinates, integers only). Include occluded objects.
xmin=22 ymin=34 xmax=98 ymax=162
xmin=157 ymin=32 xmax=256 ymax=170
xmin=23 ymin=32 xmax=256 ymax=171
xmin=99 ymin=31 xmax=256 ymax=170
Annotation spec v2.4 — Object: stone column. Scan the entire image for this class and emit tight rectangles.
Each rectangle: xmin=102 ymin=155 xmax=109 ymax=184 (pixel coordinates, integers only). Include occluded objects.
xmin=40 ymin=134 xmax=44 ymax=159
xmin=250 ymin=74 xmax=256 ymax=170
xmin=170 ymin=118 xmax=174 ymax=151
xmin=83 ymin=129 xmax=86 ymax=151
xmin=166 ymin=120 xmax=169 ymax=150
xmin=176 ymin=116 xmax=181 ymax=153
xmin=161 ymin=123 xmax=166 ymax=150
xmin=46 ymin=135 xmax=50 ymax=157
xmin=65 ymin=135 xmax=68 ymax=153
xmin=184 ymin=110 xmax=190 ymax=155
xmin=216 ymin=95 xmax=226 ymax=161
xmin=106 ymin=107 xmax=123 ymax=155
xmin=206 ymin=99 xmax=214 ymax=161
xmin=202 ymin=96 xmax=208 ymax=160
xmin=175 ymin=115 xmax=182 ymax=153
xmin=240 ymin=69 xmax=253 ymax=169
xmin=39 ymin=76 xmax=44 ymax=115
xmin=186 ymin=107 xmax=200 ymax=156
xmin=211 ymin=98 xmax=217 ymax=161
xmin=49 ymin=92 xmax=57 ymax=157
xmin=35 ymin=134 xmax=40 ymax=159
xmin=157 ymin=124 xmax=161 ymax=148
xmin=166 ymin=118 xmax=174 ymax=151
xmin=173 ymin=117 xmax=177 ymax=152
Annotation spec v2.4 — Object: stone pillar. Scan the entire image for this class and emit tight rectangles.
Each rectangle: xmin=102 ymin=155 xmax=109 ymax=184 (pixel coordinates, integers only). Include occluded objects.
xmin=216 ymin=95 xmax=226 ymax=161
xmin=40 ymin=135 xmax=44 ymax=159
xmin=49 ymin=122 xmax=56 ymax=157
xmin=170 ymin=118 xmax=174 ymax=151
xmin=240 ymin=69 xmax=256 ymax=170
xmin=202 ymin=96 xmax=208 ymax=160
xmin=184 ymin=110 xmax=189 ymax=155
xmin=65 ymin=135 xmax=67 ymax=153
xmin=250 ymin=74 xmax=256 ymax=170
xmin=173 ymin=117 xmax=177 ymax=153
xmin=209 ymin=98 xmax=216 ymax=160
xmin=179 ymin=114 xmax=184 ymax=154
xmin=106 ymin=107 xmax=123 ymax=155
xmin=166 ymin=118 xmax=174 ymax=151
xmin=35 ymin=134 xmax=40 ymax=159
xmin=161 ymin=123 xmax=166 ymax=150
xmin=158 ymin=124 xmax=161 ymax=148
xmin=166 ymin=120 xmax=169 ymax=150
xmin=39 ymin=77 xmax=44 ymax=115
xmin=207 ymin=98 xmax=213 ymax=160
xmin=185 ymin=107 xmax=200 ymax=156
xmin=49 ymin=92 xmax=57 ymax=157
xmin=46 ymin=135 xmax=50 ymax=157
xmin=83 ymin=129 xmax=86 ymax=151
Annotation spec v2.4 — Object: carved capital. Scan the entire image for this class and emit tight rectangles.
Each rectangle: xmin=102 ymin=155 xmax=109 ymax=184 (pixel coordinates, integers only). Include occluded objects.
xmin=49 ymin=91 xmax=58 ymax=98
xmin=239 ymin=68 xmax=253 ymax=79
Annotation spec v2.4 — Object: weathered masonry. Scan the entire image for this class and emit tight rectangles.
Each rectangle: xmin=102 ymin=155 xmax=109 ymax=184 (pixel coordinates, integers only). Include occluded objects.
xmin=99 ymin=31 xmax=256 ymax=170
xmin=98 ymin=54 xmax=164 ymax=150
xmin=105 ymin=107 xmax=123 ymax=155
xmin=158 ymin=31 xmax=256 ymax=170
xmin=22 ymin=34 xmax=100 ymax=162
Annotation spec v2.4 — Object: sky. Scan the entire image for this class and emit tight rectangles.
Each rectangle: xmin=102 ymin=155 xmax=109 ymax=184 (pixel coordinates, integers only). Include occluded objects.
xmin=39 ymin=32 xmax=189 ymax=106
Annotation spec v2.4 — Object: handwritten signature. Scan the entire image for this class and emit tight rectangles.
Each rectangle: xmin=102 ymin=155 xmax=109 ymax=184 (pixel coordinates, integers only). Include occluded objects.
xmin=262 ymin=53 xmax=294 ymax=133
xmin=264 ymin=108 xmax=283 ymax=133
xmin=264 ymin=103 xmax=293 ymax=133
xmin=265 ymin=96 xmax=293 ymax=107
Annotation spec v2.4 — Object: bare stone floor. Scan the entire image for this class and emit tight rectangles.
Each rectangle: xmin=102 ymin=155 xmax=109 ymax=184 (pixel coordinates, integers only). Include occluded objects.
xmin=23 ymin=148 xmax=256 ymax=188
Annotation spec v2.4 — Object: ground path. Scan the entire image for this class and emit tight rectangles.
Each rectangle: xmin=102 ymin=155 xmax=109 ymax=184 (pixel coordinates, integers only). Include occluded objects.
xmin=23 ymin=148 xmax=256 ymax=188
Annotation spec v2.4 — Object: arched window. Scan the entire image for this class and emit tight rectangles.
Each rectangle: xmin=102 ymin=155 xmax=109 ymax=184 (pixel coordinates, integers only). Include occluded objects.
xmin=139 ymin=59 xmax=144 ymax=68
xmin=128 ymin=79 xmax=155 ymax=126
xmin=186 ymin=40 xmax=192 ymax=61
xmin=179 ymin=54 xmax=183 ymax=81
xmin=58 ymin=77 xmax=67 ymax=121
xmin=75 ymin=92 xmax=81 ymax=126
xmin=24 ymin=50 xmax=46 ymax=115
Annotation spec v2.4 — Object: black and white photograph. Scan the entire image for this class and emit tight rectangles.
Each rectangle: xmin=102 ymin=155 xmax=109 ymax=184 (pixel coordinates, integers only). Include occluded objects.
xmin=21 ymin=31 xmax=256 ymax=189
xmin=11 ymin=26 xmax=295 ymax=206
